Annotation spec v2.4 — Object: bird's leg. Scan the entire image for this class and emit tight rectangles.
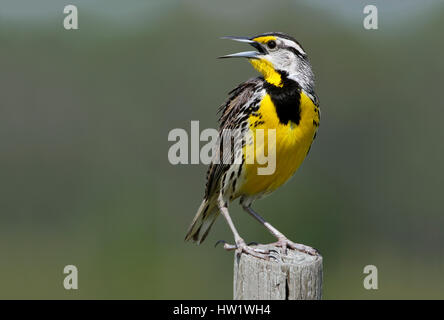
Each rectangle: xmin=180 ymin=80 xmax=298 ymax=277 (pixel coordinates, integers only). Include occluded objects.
xmin=242 ymin=204 xmax=319 ymax=256
xmin=217 ymin=197 xmax=270 ymax=259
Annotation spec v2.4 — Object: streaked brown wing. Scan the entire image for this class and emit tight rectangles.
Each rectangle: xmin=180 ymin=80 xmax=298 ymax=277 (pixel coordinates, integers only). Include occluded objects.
xmin=204 ymin=77 xmax=263 ymax=199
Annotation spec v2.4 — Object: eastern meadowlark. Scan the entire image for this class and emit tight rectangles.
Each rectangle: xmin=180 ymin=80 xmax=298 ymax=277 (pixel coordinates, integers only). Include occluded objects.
xmin=185 ymin=32 xmax=320 ymax=259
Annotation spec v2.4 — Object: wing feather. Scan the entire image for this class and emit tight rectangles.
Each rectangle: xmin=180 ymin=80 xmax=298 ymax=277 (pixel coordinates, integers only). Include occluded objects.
xmin=204 ymin=77 xmax=263 ymax=199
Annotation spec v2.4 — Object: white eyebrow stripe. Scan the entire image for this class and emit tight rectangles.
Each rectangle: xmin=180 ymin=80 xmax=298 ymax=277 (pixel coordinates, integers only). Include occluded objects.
xmin=281 ymin=38 xmax=306 ymax=55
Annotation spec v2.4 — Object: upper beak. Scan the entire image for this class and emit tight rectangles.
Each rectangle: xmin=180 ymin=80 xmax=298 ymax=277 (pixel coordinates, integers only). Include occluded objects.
xmin=218 ymin=36 xmax=263 ymax=59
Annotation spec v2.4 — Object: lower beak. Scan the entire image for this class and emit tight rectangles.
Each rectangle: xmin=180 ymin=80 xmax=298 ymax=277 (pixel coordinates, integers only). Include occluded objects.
xmin=218 ymin=36 xmax=261 ymax=59
xmin=218 ymin=51 xmax=259 ymax=59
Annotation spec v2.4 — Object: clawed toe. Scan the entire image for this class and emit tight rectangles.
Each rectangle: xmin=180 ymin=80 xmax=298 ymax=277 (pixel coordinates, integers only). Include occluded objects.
xmin=273 ymin=238 xmax=319 ymax=256
xmin=214 ymin=240 xmax=238 ymax=251
xmin=287 ymin=242 xmax=319 ymax=256
xmin=267 ymin=249 xmax=282 ymax=262
xmin=214 ymin=240 xmax=227 ymax=248
xmin=215 ymin=239 xmax=277 ymax=260
xmin=237 ymin=244 xmax=270 ymax=260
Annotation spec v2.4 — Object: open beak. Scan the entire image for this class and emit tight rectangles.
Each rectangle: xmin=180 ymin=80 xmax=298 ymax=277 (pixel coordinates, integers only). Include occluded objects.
xmin=218 ymin=36 xmax=264 ymax=59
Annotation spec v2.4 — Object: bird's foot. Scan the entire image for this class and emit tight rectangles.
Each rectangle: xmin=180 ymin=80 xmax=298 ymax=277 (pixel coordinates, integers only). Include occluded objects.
xmin=215 ymin=239 xmax=279 ymax=261
xmin=271 ymin=237 xmax=320 ymax=256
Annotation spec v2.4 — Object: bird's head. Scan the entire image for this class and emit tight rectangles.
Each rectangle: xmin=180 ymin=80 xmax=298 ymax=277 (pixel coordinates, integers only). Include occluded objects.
xmin=220 ymin=32 xmax=314 ymax=91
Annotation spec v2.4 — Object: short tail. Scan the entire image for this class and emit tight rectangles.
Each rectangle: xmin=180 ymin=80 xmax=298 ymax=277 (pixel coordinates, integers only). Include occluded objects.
xmin=185 ymin=197 xmax=219 ymax=244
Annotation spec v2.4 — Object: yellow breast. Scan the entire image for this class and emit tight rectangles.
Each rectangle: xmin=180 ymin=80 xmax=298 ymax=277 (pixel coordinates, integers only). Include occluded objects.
xmin=238 ymin=91 xmax=319 ymax=196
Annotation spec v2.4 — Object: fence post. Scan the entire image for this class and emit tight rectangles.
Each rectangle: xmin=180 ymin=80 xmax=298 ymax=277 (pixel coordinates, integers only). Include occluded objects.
xmin=233 ymin=244 xmax=323 ymax=300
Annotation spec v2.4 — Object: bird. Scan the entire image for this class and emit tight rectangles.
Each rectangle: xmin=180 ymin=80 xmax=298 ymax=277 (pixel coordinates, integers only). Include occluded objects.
xmin=185 ymin=32 xmax=320 ymax=259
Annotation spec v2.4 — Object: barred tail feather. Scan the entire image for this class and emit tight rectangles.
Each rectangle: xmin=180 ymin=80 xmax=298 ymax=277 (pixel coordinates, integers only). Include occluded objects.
xmin=185 ymin=198 xmax=219 ymax=244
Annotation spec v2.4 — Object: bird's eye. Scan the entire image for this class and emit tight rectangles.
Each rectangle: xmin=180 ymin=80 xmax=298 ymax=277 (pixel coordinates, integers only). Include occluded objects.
xmin=267 ymin=40 xmax=276 ymax=49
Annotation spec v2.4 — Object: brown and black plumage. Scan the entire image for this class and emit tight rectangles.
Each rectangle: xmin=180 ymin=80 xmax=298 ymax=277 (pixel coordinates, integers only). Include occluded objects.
xmin=185 ymin=32 xmax=320 ymax=259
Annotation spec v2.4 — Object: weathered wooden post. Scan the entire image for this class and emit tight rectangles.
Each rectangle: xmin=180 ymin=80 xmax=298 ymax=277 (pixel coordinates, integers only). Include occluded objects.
xmin=233 ymin=244 xmax=323 ymax=300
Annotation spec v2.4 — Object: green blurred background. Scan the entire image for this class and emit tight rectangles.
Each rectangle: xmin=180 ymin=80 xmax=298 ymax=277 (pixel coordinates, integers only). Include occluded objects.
xmin=1 ymin=0 xmax=443 ymax=299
